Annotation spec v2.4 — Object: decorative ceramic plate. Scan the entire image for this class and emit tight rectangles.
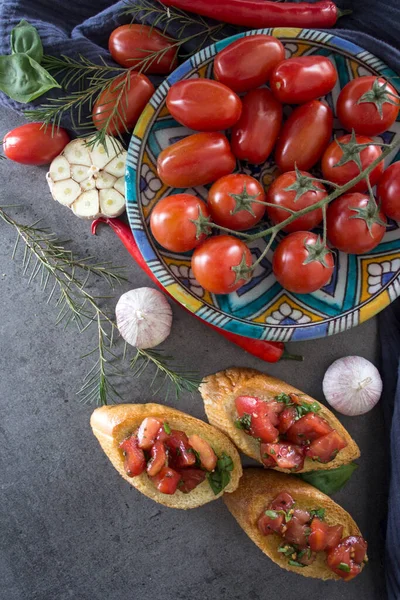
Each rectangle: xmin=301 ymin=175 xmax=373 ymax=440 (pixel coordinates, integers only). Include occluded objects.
xmin=126 ymin=28 xmax=400 ymax=342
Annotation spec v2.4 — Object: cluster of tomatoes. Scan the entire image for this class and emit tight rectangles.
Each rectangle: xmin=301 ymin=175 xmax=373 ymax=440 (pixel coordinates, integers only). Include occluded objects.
xmin=144 ymin=34 xmax=400 ymax=295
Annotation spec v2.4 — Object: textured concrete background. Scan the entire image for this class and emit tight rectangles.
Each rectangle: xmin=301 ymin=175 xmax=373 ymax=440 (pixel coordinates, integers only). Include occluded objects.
xmin=0 ymin=109 xmax=388 ymax=600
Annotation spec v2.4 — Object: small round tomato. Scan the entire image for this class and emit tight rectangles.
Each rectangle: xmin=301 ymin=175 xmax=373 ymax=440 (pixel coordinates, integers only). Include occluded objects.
xmin=214 ymin=34 xmax=285 ymax=93
xmin=3 ymin=123 xmax=70 ymax=165
xmin=305 ymin=430 xmax=347 ymax=463
xmin=286 ymin=413 xmax=332 ymax=445
xmin=327 ymin=536 xmax=368 ymax=581
xmin=275 ymin=100 xmax=333 ymax=172
xmin=273 ymin=231 xmax=334 ymax=294
xmin=207 ymin=174 xmax=266 ymax=231
xmin=191 ymin=235 xmax=252 ymax=295
xmin=109 ymin=25 xmax=177 ymax=73
xmin=377 ymin=161 xmax=400 ymax=221
xmin=266 ymin=170 xmax=326 ymax=232
xmin=231 ymin=88 xmax=282 ymax=165
xmin=166 ymin=79 xmax=242 ymax=131
xmin=92 ymin=71 xmax=154 ymax=136
xmin=150 ymin=466 xmax=181 ymax=495
xmin=150 ymin=194 xmax=210 ymax=253
xmin=157 ymin=132 xmax=236 ymax=188
xmin=270 ymin=56 xmax=337 ymax=104
xmin=337 ymin=76 xmax=400 ymax=136
xmin=327 ymin=193 xmax=387 ymax=254
xmin=321 ymin=134 xmax=384 ymax=193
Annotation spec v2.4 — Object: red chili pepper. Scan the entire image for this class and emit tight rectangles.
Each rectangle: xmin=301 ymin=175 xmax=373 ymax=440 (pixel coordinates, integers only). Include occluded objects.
xmin=91 ymin=217 xmax=302 ymax=363
xmin=161 ymin=0 xmax=349 ymax=28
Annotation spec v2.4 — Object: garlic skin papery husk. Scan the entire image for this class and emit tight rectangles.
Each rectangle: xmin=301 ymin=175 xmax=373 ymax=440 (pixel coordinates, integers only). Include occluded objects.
xmin=322 ymin=355 xmax=383 ymax=416
xmin=116 ymin=288 xmax=173 ymax=349
xmin=46 ymin=135 xmax=127 ymax=219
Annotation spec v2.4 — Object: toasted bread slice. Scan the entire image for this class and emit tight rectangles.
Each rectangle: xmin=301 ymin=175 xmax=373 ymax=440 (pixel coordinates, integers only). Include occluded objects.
xmin=224 ymin=468 xmax=364 ymax=580
xmin=200 ymin=368 xmax=360 ymax=473
xmin=91 ymin=403 xmax=242 ymax=509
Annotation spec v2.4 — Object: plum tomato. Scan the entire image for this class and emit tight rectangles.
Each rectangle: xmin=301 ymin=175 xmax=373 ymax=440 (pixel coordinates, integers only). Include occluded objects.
xmin=109 ymin=24 xmax=177 ymax=73
xmin=286 ymin=413 xmax=332 ymax=446
xmin=207 ymin=174 xmax=266 ymax=231
xmin=119 ymin=435 xmax=146 ymax=477
xmin=157 ymin=132 xmax=236 ymax=188
xmin=270 ymin=492 xmax=295 ymax=511
xmin=146 ymin=440 xmax=167 ymax=476
xmin=150 ymin=466 xmax=181 ymax=495
xmin=3 ymin=123 xmax=70 ymax=166
xmin=231 ymin=88 xmax=282 ymax=165
xmin=266 ymin=170 xmax=326 ymax=233
xmin=92 ymin=71 xmax=154 ymax=136
xmin=258 ymin=512 xmax=284 ymax=536
xmin=137 ymin=417 xmax=162 ymax=450
xmin=270 ymin=56 xmax=338 ymax=104
xmin=260 ymin=442 xmax=305 ymax=471
xmin=377 ymin=161 xmax=400 ymax=221
xmin=321 ymin=133 xmax=384 ymax=193
xmin=337 ymin=76 xmax=400 ymax=136
xmin=177 ymin=468 xmax=206 ymax=493
xmin=275 ymin=100 xmax=333 ymax=172
xmin=150 ymin=194 xmax=210 ymax=253
xmin=191 ymin=235 xmax=252 ymax=295
xmin=214 ymin=34 xmax=285 ymax=93
xmin=327 ymin=536 xmax=368 ymax=581
xmin=166 ymin=79 xmax=242 ymax=131
xmin=187 ymin=434 xmax=217 ymax=471
xmin=327 ymin=193 xmax=387 ymax=254
xmin=305 ymin=430 xmax=347 ymax=463
xmin=272 ymin=231 xmax=334 ymax=295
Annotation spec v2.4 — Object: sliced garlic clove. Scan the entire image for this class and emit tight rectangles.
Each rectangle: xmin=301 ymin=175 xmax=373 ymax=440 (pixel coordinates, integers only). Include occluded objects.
xmin=70 ymin=164 xmax=90 ymax=183
xmin=114 ymin=176 xmax=125 ymax=196
xmin=96 ymin=172 xmax=117 ymax=189
xmin=99 ymin=188 xmax=125 ymax=217
xmin=63 ymin=139 xmax=91 ymax=166
xmin=80 ymin=178 xmax=96 ymax=191
xmin=71 ymin=190 xmax=100 ymax=219
xmin=51 ymin=179 xmax=81 ymax=206
xmin=49 ymin=156 xmax=71 ymax=182
xmin=103 ymin=151 xmax=127 ymax=178
xmin=89 ymin=135 xmax=123 ymax=169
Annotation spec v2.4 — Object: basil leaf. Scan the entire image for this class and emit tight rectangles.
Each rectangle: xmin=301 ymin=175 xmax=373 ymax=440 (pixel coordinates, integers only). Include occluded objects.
xmin=10 ymin=20 xmax=43 ymax=63
xmin=275 ymin=393 xmax=292 ymax=405
xmin=163 ymin=422 xmax=171 ymax=435
xmin=0 ymin=54 xmax=60 ymax=103
xmin=234 ymin=413 xmax=252 ymax=431
xmin=309 ymin=508 xmax=326 ymax=520
xmin=206 ymin=452 xmax=233 ymax=495
xmin=297 ymin=463 xmax=358 ymax=495
xmin=265 ymin=510 xmax=278 ymax=519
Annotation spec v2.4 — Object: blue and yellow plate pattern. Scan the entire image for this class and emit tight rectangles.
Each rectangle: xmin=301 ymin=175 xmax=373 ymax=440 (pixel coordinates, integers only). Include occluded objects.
xmin=126 ymin=28 xmax=400 ymax=342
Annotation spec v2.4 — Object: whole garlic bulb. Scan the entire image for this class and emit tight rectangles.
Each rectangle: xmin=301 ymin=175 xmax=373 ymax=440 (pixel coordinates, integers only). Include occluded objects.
xmin=322 ymin=356 xmax=382 ymax=416
xmin=116 ymin=288 xmax=172 ymax=349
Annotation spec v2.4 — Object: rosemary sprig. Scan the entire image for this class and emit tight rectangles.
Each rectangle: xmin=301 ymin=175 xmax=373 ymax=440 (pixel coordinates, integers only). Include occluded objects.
xmin=130 ymin=348 xmax=202 ymax=400
xmin=0 ymin=206 xmax=126 ymax=405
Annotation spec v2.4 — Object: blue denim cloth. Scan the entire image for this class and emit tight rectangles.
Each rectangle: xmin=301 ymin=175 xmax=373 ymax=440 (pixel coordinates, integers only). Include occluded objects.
xmin=0 ymin=1 xmax=399 ymax=596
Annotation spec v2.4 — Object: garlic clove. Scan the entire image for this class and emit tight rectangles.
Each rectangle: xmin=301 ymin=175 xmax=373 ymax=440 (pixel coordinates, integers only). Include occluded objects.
xmin=49 ymin=156 xmax=71 ymax=182
xmin=71 ymin=190 xmax=100 ymax=219
xmin=70 ymin=164 xmax=90 ymax=183
xmin=51 ymin=179 xmax=81 ymax=206
xmin=114 ymin=176 xmax=125 ymax=196
xmin=99 ymin=188 xmax=125 ymax=218
xmin=80 ymin=178 xmax=96 ymax=191
xmin=103 ymin=151 xmax=127 ymax=178
xmin=89 ymin=138 xmax=121 ymax=170
xmin=96 ymin=172 xmax=117 ymax=189
xmin=63 ymin=139 xmax=91 ymax=166
xmin=322 ymin=355 xmax=383 ymax=416
xmin=116 ymin=288 xmax=172 ymax=349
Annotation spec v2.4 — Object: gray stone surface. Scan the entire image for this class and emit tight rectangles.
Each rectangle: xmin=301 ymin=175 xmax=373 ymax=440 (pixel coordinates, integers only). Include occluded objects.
xmin=0 ymin=108 xmax=388 ymax=600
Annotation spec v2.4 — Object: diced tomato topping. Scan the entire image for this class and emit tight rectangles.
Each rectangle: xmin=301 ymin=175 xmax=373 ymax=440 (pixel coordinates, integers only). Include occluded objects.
xmin=235 ymin=395 xmax=260 ymax=416
xmin=264 ymin=401 xmax=285 ymax=427
xmin=327 ymin=536 xmax=367 ymax=581
xmin=150 ymin=466 xmax=181 ymax=495
xmin=325 ymin=524 xmax=344 ymax=550
xmin=270 ymin=492 xmax=295 ymax=511
xmin=305 ymin=430 xmax=348 ymax=463
xmin=260 ymin=442 xmax=305 ymax=471
xmin=250 ymin=413 xmax=280 ymax=443
xmin=235 ymin=396 xmax=283 ymax=443
xmin=283 ymin=516 xmax=310 ymax=548
xmin=119 ymin=435 xmax=146 ymax=477
xmin=278 ymin=406 xmax=297 ymax=435
xmin=188 ymin=434 xmax=217 ymax=471
xmin=292 ymin=508 xmax=311 ymax=524
xmin=289 ymin=393 xmax=302 ymax=405
xmin=309 ymin=517 xmax=329 ymax=552
xmin=146 ymin=440 xmax=167 ymax=476
xmin=177 ymin=468 xmax=206 ymax=493
xmin=297 ymin=549 xmax=317 ymax=566
xmin=137 ymin=417 xmax=162 ymax=450
xmin=160 ymin=429 xmax=197 ymax=469
xmin=156 ymin=425 xmax=169 ymax=443
xmin=257 ymin=513 xmax=284 ymax=536
xmin=286 ymin=413 xmax=333 ymax=445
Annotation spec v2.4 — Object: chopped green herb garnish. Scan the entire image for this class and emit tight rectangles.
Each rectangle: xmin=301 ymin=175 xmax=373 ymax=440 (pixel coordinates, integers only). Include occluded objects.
xmin=234 ymin=413 xmax=252 ymax=431
xmin=269 ymin=448 xmax=276 ymax=455
xmin=163 ymin=422 xmax=171 ymax=435
xmin=309 ymin=508 xmax=326 ymax=520
xmin=338 ymin=562 xmax=351 ymax=573
xmin=265 ymin=510 xmax=278 ymax=519
xmin=278 ymin=544 xmax=297 ymax=557
xmin=206 ymin=453 xmax=233 ymax=495
xmin=295 ymin=401 xmax=321 ymax=419
xmin=288 ymin=560 xmax=306 ymax=568
xmin=275 ymin=393 xmax=292 ymax=405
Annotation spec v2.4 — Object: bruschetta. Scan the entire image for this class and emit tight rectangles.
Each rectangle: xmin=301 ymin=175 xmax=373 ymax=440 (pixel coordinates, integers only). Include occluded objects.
xmin=90 ymin=403 xmax=242 ymax=509
xmin=200 ymin=368 xmax=360 ymax=473
xmin=224 ymin=469 xmax=367 ymax=581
